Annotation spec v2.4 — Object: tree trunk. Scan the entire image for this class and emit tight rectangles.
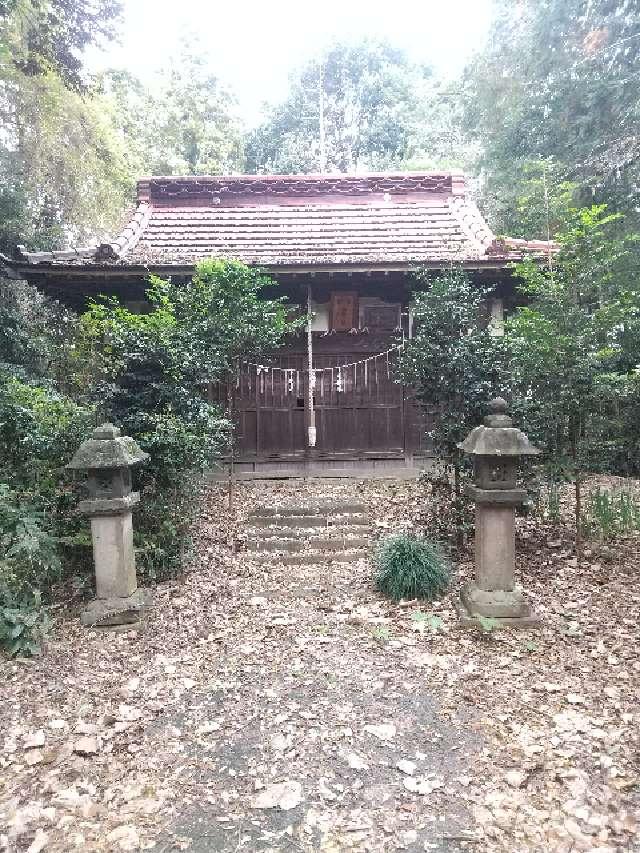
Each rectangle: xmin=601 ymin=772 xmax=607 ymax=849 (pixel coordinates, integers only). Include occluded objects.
xmin=575 ymin=472 xmax=582 ymax=562
xmin=571 ymin=412 xmax=584 ymax=562
xmin=453 ymin=451 xmax=464 ymax=552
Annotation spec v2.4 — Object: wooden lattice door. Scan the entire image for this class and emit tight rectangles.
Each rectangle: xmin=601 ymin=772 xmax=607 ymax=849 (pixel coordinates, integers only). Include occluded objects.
xmin=214 ymin=346 xmax=406 ymax=458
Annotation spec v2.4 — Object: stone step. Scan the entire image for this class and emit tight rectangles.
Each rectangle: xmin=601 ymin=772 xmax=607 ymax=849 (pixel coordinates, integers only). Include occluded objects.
xmin=249 ymin=514 xmax=328 ymax=528
xmin=250 ymin=502 xmax=366 ymax=518
xmin=307 ymin=535 xmax=371 ymax=551
xmin=327 ymin=514 xmax=369 ymax=525
xmin=249 ymin=513 xmax=369 ymax=529
xmin=246 ymin=535 xmax=371 ymax=553
xmin=246 ymin=525 xmax=372 ymax=539
xmin=246 ymin=538 xmax=303 ymax=553
xmin=263 ymin=549 xmax=369 ymax=566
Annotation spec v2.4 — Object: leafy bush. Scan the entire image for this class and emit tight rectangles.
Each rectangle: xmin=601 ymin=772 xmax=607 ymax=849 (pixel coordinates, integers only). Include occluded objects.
xmin=399 ymin=271 xmax=510 ymax=549
xmin=0 ymin=591 xmax=51 ymax=657
xmin=77 ymin=259 xmax=298 ymax=582
xmin=0 ymin=263 xmax=296 ymax=653
xmin=0 ymin=284 xmax=98 ymax=655
xmin=374 ymin=534 xmax=450 ymax=602
xmin=0 ymin=486 xmax=61 ymax=656
xmin=0 ymin=279 xmax=77 ymax=382
xmin=0 ymin=373 xmax=95 ymax=485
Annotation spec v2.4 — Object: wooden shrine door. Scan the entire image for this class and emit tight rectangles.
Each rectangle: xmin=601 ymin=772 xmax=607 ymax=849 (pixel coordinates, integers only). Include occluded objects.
xmin=229 ymin=346 xmax=406 ymax=458
xmin=311 ymin=350 xmax=405 ymax=453
xmin=232 ymin=354 xmax=307 ymax=457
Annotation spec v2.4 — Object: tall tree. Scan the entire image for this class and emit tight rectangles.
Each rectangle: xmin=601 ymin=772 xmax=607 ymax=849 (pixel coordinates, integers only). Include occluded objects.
xmin=506 ymin=205 xmax=640 ymax=550
xmin=0 ymin=0 xmax=122 ymax=90
xmin=0 ymin=0 xmax=133 ymax=254
xmin=0 ymin=68 xmax=133 ymax=254
xmin=463 ymin=0 xmax=640 ymax=235
xmin=246 ymin=40 xmax=440 ymax=174
xmin=398 ymin=271 xmax=509 ymax=548
xmin=1 ymin=32 xmax=246 ymax=255
xmin=100 ymin=39 xmax=244 ymax=177
xmin=149 ymin=38 xmax=243 ymax=175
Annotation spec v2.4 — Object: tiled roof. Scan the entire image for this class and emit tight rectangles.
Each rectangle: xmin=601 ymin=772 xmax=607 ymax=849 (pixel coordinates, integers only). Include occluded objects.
xmin=15 ymin=173 xmax=556 ymax=270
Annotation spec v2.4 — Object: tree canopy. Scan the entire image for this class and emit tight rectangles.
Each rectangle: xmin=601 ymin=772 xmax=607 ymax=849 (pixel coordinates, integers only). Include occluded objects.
xmin=463 ymin=0 xmax=640 ymax=235
xmin=245 ymin=41 xmax=450 ymax=174
xmin=0 ymin=0 xmax=122 ymax=89
xmin=2 ymin=4 xmax=639 ymax=250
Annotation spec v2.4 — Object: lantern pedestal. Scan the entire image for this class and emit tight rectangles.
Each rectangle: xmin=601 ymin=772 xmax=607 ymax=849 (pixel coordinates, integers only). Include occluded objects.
xmin=457 ymin=585 xmax=540 ymax=627
xmin=80 ymin=589 xmax=147 ymax=629
xmin=80 ymin=495 xmax=147 ymax=629
xmin=89 ymin=501 xmax=138 ymax=600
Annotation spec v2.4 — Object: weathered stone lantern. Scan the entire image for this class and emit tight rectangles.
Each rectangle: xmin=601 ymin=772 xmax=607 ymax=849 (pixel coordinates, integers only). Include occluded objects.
xmin=67 ymin=423 xmax=149 ymax=628
xmin=456 ymin=398 xmax=541 ymax=627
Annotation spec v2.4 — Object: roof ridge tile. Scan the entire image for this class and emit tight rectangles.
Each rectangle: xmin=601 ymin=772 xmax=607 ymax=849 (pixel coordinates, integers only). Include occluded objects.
xmin=139 ymin=172 xmax=460 ymax=205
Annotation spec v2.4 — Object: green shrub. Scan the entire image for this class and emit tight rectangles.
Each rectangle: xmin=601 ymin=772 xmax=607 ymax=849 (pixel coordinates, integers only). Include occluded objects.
xmin=0 ymin=374 xmax=95 ymax=485
xmin=374 ymin=534 xmax=450 ymax=602
xmin=78 ymin=259 xmax=298 ymax=583
xmin=0 ymin=486 xmax=61 ymax=656
xmin=582 ymin=487 xmax=640 ymax=541
xmin=0 ymin=591 xmax=51 ymax=657
xmin=0 ymin=370 xmax=94 ymax=656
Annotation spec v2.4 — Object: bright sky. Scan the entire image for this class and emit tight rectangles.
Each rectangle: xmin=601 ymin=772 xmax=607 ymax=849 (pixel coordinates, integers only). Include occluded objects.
xmin=91 ymin=0 xmax=494 ymax=127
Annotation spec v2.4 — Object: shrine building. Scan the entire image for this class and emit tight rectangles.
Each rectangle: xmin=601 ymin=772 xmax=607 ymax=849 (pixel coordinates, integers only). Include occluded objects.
xmin=3 ymin=172 xmax=552 ymax=477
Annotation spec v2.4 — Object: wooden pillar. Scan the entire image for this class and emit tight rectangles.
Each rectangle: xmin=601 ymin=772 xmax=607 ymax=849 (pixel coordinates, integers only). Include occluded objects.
xmin=305 ymin=283 xmax=317 ymax=455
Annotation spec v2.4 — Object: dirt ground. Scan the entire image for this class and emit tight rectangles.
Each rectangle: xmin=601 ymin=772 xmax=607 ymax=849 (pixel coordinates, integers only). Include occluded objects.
xmin=1 ymin=477 xmax=639 ymax=852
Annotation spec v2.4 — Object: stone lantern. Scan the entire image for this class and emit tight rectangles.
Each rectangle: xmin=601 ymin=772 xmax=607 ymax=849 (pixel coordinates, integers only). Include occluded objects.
xmin=67 ymin=423 xmax=149 ymax=628
xmin=456 ymin=398 xmax=541 ymax=627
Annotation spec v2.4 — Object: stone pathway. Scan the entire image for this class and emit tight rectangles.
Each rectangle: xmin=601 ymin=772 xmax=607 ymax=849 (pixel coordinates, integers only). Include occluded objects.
xmin=158 ymin=481 xmax=479 ymax=851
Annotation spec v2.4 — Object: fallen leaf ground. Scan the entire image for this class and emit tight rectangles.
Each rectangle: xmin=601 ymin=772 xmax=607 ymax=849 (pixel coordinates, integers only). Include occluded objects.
xmin=1 ymin=477 xmax=639 ymax=852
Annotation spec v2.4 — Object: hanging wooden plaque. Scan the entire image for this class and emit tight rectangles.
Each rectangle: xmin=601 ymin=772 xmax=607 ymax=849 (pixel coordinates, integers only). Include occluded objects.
xmin=363 ymin=304 xmax=400 ymax=331
xmin=330 ymin=291 xmax=358 ymax=331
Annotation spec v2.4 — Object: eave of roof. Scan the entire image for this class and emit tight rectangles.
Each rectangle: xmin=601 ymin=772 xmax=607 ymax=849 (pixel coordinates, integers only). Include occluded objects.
xmin=3 ymin=258 xmax=536 ymax=282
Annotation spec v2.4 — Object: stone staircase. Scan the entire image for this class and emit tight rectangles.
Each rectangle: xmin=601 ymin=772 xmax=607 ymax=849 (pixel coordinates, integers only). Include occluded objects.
xmin=245 ymin=502 xmax=372 ymax=565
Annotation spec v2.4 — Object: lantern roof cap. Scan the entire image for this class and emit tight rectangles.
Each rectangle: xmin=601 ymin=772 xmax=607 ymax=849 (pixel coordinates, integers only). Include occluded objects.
xmin=458 ymin=398 xmax=540 ymax=457
xmin=67 ymin=423 xmax=149 ymax=470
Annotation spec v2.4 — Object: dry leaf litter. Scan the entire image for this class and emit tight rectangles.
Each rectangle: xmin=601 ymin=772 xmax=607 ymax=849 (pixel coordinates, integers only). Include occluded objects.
xmin=1 ymin=476 xmax=638 ymax=852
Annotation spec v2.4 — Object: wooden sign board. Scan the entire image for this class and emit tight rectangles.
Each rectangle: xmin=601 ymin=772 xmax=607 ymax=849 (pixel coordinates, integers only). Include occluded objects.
xmin=330 ymin=291 xmax=358 ymax=331
xmin=363 ymin=305 xmax=400 ymax=331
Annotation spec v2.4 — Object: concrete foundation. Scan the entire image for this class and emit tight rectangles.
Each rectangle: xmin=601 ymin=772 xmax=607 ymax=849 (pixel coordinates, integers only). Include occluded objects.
xmin=455 ymin=592 xmax=541 ymax=628
xmin=457 ymin=581 xmax=540 ymax=627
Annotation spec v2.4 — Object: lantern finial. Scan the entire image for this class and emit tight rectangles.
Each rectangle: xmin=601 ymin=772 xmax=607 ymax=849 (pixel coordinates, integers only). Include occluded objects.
xmin=92 ymin=423 xmax=121 ymax=440
xmin=485 ymin=397 xmax=512 ymax=427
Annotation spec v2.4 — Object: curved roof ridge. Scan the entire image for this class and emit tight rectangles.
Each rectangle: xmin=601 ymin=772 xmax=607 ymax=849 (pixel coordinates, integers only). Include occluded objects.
xmin=137 ymin=169 xmax=465 ymax=183
xmin=16 ymin=243 xmax=97 ymax=264
xmin=16 ymin=202 xmax=153 ymax=265
xmin=99 ymin=202 xmax=152 ymax=260
xmin=446 ymin=195 xmax=496 ymax=257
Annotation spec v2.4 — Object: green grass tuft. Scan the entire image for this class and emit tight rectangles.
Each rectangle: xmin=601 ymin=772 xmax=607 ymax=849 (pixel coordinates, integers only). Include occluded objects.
xmin=373 ymin=534 xmax=450 ymax=602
